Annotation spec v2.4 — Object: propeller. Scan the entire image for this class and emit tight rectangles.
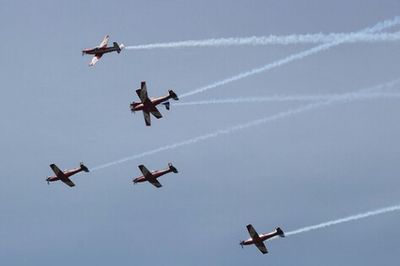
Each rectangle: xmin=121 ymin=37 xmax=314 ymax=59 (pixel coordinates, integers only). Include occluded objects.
xmin=240 ymin=241 xmax=244 ymax=249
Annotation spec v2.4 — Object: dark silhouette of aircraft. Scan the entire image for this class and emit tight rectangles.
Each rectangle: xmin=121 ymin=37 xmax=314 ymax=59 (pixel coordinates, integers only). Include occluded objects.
xmin=133 ymin=163 xmax=178 ymax=188
xmin=46 ymin=162 xmax=89 ymax=187
xmin=240 ymin=224 xmax=285 ymax=254
xmin=130 ymin=81 xmax=179 ymax=126
xmin=82 ymin=35 xmax=124 ymax=66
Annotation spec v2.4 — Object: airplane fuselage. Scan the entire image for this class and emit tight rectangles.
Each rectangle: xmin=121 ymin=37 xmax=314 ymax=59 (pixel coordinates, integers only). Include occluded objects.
xmin=130 ymin=95 xmax=172 ymax=112
xmin=133 ymin=167 xmax=173 ymax=184
xmin=241 ymin=230 xmax=280 ymax=246
xmin=82 ymin=46 xmax=120 ymax=56
xmin=46 ymin=167 xmax=83 ymax=183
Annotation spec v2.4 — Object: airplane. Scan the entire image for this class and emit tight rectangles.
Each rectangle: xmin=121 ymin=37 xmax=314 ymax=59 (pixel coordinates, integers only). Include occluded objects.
xmin=130 ymin=81 xmax=179 ymax=126
xmin=240 ymin=224 xmax=285 ymax=254
xmin=46 ymin=162 xmax=89 ymax=187
xmin=133 ymin=163 xmax=178 ymax=188
xmin=82 ymin=35 xmax=124 ymax=66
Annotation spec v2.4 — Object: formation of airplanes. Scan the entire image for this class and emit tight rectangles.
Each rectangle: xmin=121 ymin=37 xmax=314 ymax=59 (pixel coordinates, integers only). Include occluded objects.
xmin=46 ymin=34 xmax=285 ymax=256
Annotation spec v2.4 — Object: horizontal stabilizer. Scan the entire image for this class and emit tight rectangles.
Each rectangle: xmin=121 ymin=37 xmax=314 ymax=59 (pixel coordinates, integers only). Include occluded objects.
xmin=80 ymin=162 xmax=90 ymax=173
xmin=113 ymin=42 xmax=122 ymax=53
xmin=162 ymin=102 xmax=170 ymax=110
xmin=168 ymin=90 xmax=179 ymax=101
xmin=168 ymin=163 xmax=178 ymax=173
xmin=276 ymin=227 xmax=285 ymax=237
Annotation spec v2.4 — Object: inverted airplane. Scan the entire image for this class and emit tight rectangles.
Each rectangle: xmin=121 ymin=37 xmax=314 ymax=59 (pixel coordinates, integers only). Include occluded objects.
xmin=46 ymin=162 xmax=89 ymax=187
xmin=240 ymin=224 xmax=285 ymax=254
xmin=82 ymin=35 xmax=124 ymax=66
xmin=130 ymin=81 xmax=179 ymax=126
xmin=133 ymin=163 xmax=178 ymax=188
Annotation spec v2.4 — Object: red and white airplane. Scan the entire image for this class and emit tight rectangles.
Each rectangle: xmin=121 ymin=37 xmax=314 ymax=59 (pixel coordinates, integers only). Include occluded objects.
xmin=82 ymin=35 xmax=124 ymax=66
xmin=133 ymin=163 xmax=178 ymax=188
xmin=130 ymin=81 xmax=179 ymax=126
xmin=46 ymin=162 xmax=89 ymax=187
xmin=240 ymin=224 xmax=285 ymax=254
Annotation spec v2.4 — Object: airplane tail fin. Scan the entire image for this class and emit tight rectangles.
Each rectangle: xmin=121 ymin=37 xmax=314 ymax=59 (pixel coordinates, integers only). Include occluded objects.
xmin=168 ymin=90 xmax=179 ymax=101
xmin=162 ymin=102 xmax=170 ymax=110
xmin=80 ymin=162 xmax=90 ymax=173
xmin=168 ymin=163 xmax=178 ymax=173
xmin=276 ymin=227 xmax=285 ymax=238
xmin=114 ymin=42 xmax=124 ymax=53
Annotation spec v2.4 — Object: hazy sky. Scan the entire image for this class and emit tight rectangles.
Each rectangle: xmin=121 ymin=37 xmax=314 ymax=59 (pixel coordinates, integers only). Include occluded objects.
xmin=1 ymin=1 xmax=400 ymax=265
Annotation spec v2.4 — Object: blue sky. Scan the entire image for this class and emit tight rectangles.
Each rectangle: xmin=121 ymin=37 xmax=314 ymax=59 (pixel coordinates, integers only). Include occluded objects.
xmin=1 ymin=1 xmax=400 ymax=265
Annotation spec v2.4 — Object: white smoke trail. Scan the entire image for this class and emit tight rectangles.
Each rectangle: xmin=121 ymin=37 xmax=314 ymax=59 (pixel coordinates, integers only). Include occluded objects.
xmin=125 ymin=32 xmax=400 ymax=50
xmin=179 ymin=16 xmax=400 ymax=99
xmin=175 ymin=92 xmax=400 ymax=106
xmin=285 ymin=204 xmax=400 ymax=237
xmin=90 ymin=79 xmax=400 ymax=171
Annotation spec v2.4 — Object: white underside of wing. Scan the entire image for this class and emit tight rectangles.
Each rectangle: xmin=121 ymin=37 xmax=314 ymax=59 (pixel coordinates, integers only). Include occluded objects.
xmin=89 ymin=56 xmax=100 ymax=66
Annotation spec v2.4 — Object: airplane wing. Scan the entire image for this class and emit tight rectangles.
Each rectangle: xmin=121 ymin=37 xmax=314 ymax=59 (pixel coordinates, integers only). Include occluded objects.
xmin=60 ymin=177 xmax=76 ymax=187
xmin=246 ymin=224 xmax=261 ymax=240
xmin=136 ymin=81 xmax=149 ymax=103
xmin=254 ymin=241 xmax=268 ymax=254
xmin=49 ymin=164 xmax=75 ymax=187
xmin=50 ymin=164 xmax=65 ymax=178
xmin=148 ymin=178 xmax=162 ymax=188
xmin=89 ymin=55 xmax=102 ymax=66
xmin=143 ymin=111 xmax=151 ymax=126
xmin=150 ymin=106 xmax=163 ymax=119
xmin=138 ymin=164 xmax=152 ymax=178
xmin=138 ymin=165 xmax=162 ymax=188
xmin=99 ymin=35 xmax=109 ymax=48
xmin=246 ymin=224 xmax=268 ymax=254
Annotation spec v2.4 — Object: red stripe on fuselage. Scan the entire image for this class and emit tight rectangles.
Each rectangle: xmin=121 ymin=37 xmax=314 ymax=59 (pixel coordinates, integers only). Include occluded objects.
xmin=242 ymin=231 xmax=279 ymax=245
xmin=133 ymin=168 xmax=172 ymax=183
xmin=131 ymin=95 xmax=172 ymax=112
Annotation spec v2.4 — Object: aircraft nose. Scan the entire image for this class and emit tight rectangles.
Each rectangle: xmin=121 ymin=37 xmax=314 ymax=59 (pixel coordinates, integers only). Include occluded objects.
xmin=130 ymin=104 xmax=136 ymax=113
